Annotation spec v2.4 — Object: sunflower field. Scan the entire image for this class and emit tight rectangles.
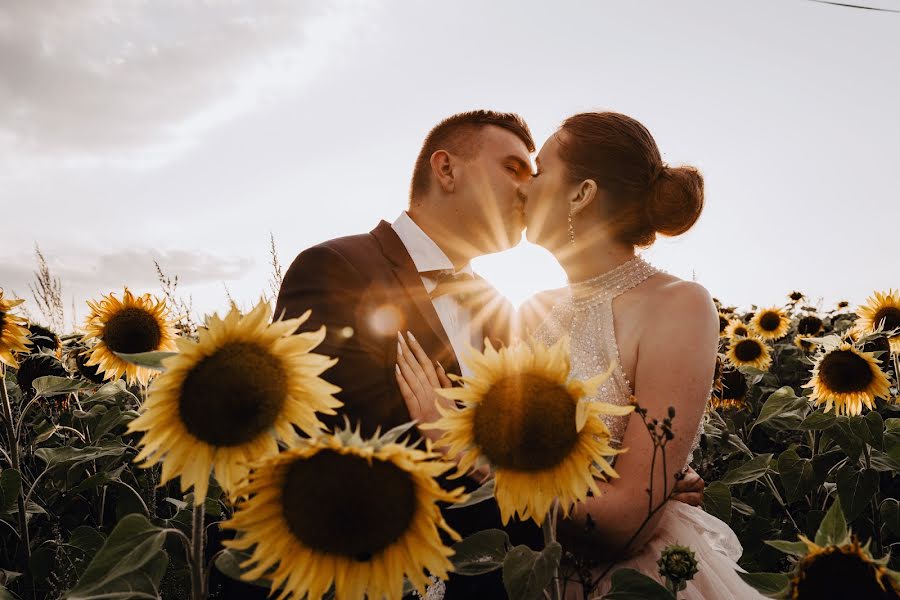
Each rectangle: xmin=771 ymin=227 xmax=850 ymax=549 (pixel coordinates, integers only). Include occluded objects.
xmin=1 ymin=285 xmax=899 ymax=600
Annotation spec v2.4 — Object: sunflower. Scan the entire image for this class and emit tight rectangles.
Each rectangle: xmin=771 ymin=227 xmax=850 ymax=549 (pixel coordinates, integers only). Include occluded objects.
xmin=797 ymin=315 xmax=824 ymax=336
xmin=726 ymin=336 xmax=772 ymax=370
xmin=81 ymin=288 xmax=177 ymax=385
xmin=790 ymin=535 xmax=900 ymax=599
xmin=717 ymin=312 xmax=731 ymax=337
xmin=126 ymin=300 xmax=342 ymax=504
xmin=855 ymin=289 xmax=900 ymax=353
xmin=788 ymin=291 xmax=805 ymax=303
xmin=724 ymin=319 xmax=750 ymax=339
xmin=710 ymin=366 xmax=748 ymax=411
xmin=750 ymin=306 xmax=791 ymax=340
xmin=427 ymin=336 xmax=633 ymax=526
xmin=0 ymin=290 xmax=31 ymax=368
xmin=26 ymin=323 xmax=61 ymax=356
xmin=794 ymin=335 xmax=817 ymax=353
xmin=802 ymin=342 xmax=891 ymax=416
xmin=16 ymin=353 xmax=69 ymax=400
xmin=222 ymin=427 xmax=464 ymax=600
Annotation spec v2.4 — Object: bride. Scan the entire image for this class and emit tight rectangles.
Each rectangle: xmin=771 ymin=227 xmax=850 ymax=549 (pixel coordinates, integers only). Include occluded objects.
xmin=398 ymin=111 xmax=762 ymax=599
xmin=514 ymin=111 xmax=761 ymax=598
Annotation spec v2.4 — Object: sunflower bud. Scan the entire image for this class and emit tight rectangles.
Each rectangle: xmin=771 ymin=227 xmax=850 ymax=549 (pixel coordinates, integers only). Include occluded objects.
xmin=658 ymin=544 xmax=699 ymax=593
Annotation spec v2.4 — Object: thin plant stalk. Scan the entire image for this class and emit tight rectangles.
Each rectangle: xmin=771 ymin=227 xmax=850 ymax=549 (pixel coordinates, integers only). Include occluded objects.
xmin=191 ymin=501 xmax=207 ymax=600
xmin=0 ymin=366 xmax=31 ymax=564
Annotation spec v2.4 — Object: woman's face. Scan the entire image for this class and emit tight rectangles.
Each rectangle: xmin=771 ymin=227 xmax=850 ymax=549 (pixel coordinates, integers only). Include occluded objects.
xmin=522 ymin=132 xmax=577 ymax=252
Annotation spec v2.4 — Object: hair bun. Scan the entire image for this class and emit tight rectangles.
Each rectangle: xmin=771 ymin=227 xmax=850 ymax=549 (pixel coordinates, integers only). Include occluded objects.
xmin=646 ymin=165 xmax=704 ymax=237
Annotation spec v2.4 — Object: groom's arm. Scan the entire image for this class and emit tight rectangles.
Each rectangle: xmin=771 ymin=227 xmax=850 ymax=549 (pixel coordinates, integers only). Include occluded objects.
xmin=275 ymin=245 xmax=407 ymax=437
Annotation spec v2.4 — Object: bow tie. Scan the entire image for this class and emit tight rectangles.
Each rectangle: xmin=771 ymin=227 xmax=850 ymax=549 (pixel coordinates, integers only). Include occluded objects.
xmin=424 ymin=270 xmax=487 ymax=302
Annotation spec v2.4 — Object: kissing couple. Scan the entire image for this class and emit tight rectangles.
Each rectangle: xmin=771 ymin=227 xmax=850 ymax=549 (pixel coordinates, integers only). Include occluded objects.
xmin=274 ymin=110 xmax=764 ymax=599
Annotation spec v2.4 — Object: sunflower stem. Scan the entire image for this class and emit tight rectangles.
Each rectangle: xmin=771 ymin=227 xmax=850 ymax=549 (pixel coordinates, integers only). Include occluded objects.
xmin=0 ymin=366 xmax=32 ymax=569
xmin=542 ymin=501 xmax=561 ymax=600
xmin=190 ymin=500 xmax=207 ymax=600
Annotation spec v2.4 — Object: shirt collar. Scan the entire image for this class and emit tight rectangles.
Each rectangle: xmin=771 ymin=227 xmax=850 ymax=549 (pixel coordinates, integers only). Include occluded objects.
xmin=391 ymin=211 xmax=474 ymax=278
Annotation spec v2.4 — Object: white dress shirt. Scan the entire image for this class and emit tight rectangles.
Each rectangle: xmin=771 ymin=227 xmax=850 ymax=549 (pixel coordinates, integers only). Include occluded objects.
xmin=391 ymin=211 xmax=482 ymax=378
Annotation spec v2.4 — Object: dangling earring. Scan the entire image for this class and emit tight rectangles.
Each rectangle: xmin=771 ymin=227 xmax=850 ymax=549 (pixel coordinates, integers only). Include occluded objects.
xmin=568 ymin=208 xmax=576 ymax=244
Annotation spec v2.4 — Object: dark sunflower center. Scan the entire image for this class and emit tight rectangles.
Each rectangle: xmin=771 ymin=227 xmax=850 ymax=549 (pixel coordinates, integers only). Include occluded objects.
xmin=281 ymin=450 xmax=416 ymax=561
xmin=759 ymin=312 xmax=782 ymax=332
xmin=790 ymin=292 xmax=804 ymax=301
xmin=734 ymin=326 xmax=748 ymax=337
xmin=734 ymin=339 xmax=763 ymax=362
xmin=873 ymin=307 xmax=900 ymax=333
xmin=473 ymin=373 xmax=579 ymax=472
xmin=178 ymin=342 xmax=287 ymax=446
xmin=720 ymin=369 xmax=748 ymax=401
xmin=0 ymin=311 xmax=6 ymax=330
xmin=102 ymin=307 xmax=162 ymax=353
xmin=818 ymin=350 xmax=874 ymax=394
xmin=798 ymin=316 xmax=823 ymax=335
xmin=794 ymin=545 xmax=898 ymax=599
xmin=719 ymin=315 xmax=728 ymax=333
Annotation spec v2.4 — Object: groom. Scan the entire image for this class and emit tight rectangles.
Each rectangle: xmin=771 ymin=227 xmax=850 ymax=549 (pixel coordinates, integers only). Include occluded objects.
xmin=274 ymin=110 xmax=704 ymax=597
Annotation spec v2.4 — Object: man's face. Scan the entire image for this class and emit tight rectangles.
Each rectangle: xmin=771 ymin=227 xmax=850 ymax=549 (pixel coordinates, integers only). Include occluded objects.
xmin=454 ymin=125 xmax=532 ymax=255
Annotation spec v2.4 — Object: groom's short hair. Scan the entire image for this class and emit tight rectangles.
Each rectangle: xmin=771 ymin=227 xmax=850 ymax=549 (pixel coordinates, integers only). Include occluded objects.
xmin=410 ymin=110 xmax=534 ymax=202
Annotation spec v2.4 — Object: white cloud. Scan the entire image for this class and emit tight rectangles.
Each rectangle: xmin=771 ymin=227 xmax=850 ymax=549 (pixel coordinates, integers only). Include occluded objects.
xmin=0 ymin=0 xmax=370 ymax=172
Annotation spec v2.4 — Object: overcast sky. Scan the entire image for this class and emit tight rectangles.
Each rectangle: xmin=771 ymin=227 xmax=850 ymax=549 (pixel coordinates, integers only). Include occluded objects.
xmin=1 ymin=0 xmax=898 ymax=331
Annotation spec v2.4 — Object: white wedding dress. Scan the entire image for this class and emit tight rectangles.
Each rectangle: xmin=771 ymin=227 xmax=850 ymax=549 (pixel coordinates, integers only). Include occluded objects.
xmin=530 ymin=255 xmax=763 ymax=600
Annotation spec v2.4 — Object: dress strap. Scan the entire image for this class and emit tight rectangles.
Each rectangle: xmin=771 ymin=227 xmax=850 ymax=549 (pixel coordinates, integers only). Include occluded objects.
xmin=568 ymin=255 xmax=663 ymax=307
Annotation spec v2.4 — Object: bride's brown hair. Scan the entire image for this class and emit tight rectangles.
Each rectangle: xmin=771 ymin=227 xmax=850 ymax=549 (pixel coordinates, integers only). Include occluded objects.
xmin=558 ymin=112 xmax=704 ymax=248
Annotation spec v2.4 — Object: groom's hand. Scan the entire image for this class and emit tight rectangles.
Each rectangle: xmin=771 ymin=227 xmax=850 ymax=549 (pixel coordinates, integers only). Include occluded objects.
xmin=671 ymin=466 xmax=704 ymax=507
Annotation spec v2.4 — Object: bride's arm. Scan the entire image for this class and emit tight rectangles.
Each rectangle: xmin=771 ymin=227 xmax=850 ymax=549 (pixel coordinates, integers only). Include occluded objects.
xmin=559 ymin=281 xmax=719 ymax=560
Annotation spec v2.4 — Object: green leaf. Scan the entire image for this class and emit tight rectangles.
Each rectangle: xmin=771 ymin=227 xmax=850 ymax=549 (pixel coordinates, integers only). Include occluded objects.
xmin=702 ymin=481 xmax=732 ymax=523
xmin=0 ymin=470 xmax=22 ymax=514
xmin=777 ymin=449 xmax=816 ymax=504
xmin=836 ymin=465 xmax=879 ymax=523
xmin=112 ymin=351 xmax=177 ymax=371
xmin=764 ymin=539 xmax=809 ymax=558
xmin=880 ymin=498 xmax=900 ymax=538
xmin=32 ymin=375 xmax=90 ymax=397
xmin=720 ymin=454 xmax=773 ymax=485
xmin=736 ymin=571 xmax=790 ymax=597
xmin=214 ymin=549 xmax=272 ymax=589
xmin=35 ymin=441 xmax=126 ymax=470
xmin=601 ymin=568 xmax=675 ymax=599
xmin=815 ymin=497 xmax=849 ymax=546
xmin=451 ymin=529 xmax=510 ymax=576
xmin=864 ymin=410 xmax=885 ymax=450
xmin=68 ymin=464 xmax=126 ymax=495
xmin=449 ymin=478 xmax=495 ymax=510
xmin=67 ymin=513 xmax=169 ymax=599
xmin=827 ymin=417 xmax=863 ymax=462
xmin=798 ymin=410 xmax=836 ymax=431
xmin=751 ymin=387 xmax=809 ymax=432
xmin=502 ymin=542 xmax=562 ymax=600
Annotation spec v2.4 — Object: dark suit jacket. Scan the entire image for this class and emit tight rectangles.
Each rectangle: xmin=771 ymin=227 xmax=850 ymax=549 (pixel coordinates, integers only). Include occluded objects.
xmin=272 ymin=220 xmax=541 ymax=599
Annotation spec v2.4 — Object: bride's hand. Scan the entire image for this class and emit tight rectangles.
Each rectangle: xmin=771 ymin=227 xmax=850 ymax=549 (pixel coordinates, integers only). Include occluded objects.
xmin=394 ymin=331 xmax=454 ymax=443
xmin=395 ymin=332 xmax=492 ymax=485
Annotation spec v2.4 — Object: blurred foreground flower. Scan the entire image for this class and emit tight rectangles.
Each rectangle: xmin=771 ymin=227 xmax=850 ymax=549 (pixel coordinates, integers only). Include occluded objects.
xmin=126 ymin=300 xmax=341 ymax=504
xmin=81 ymin=288 xmax=177 ymax=385
xmin=791 ymin=536 xmax=899 ymax=599
xmin=427 ymin=336 xmax=632 ymax=526
xmin=802 ymin=340 xmax=891 ymax=416
xmin=222 ymin=425 xmax=464 ymax=600
xmin=0 ymin=290 xmax=31 ymax=368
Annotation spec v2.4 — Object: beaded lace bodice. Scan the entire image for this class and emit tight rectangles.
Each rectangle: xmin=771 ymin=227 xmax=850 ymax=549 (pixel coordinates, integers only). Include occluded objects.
xmin=532 ymin=255 xmax=704 ymax=468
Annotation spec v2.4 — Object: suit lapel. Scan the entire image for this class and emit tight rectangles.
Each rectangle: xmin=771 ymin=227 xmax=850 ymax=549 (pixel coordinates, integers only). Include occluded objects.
xmin=370 ymin=221 xmax=461 ymax=375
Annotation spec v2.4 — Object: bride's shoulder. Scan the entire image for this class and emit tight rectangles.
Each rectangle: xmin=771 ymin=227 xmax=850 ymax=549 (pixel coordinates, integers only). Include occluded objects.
xmin=641 ymin=276 xmax=717 ymax=329
xmin=516 ymin=287 xmax=568 ymax=336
